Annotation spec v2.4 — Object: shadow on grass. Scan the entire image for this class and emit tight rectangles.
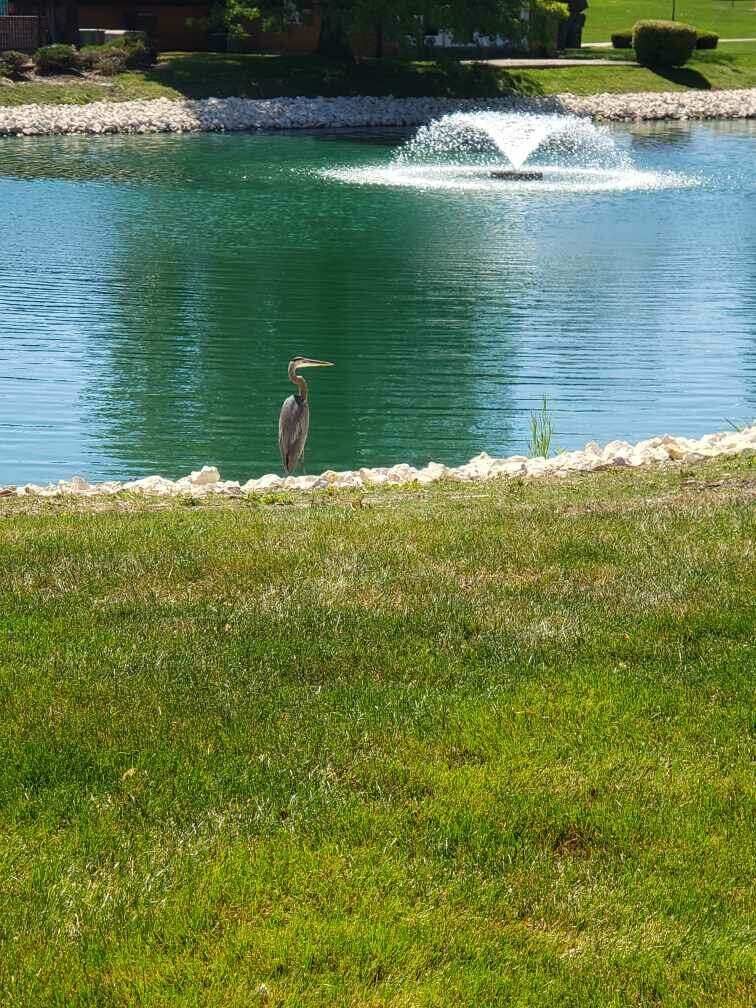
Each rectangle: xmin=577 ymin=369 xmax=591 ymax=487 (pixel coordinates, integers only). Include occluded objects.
xmin=144 ymin=53 xmax=545 ymax=100
xmin=563 ymin=45 xmax=751 ymax=89
xmin=645 ymin=64 xmax=713 ymax=88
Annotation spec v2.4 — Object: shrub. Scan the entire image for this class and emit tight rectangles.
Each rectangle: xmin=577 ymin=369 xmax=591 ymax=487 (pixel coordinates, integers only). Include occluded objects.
xmin=529 ymin=0 xmax=569 ymax=56
xmin=696 ymin=30 xmax=719 ymax=49
xmin=108 ymin=31 xmax=157 ymax=69
xmin=34 ymin=43 xmax=78 ymax=74
xmin=0 ymin=50 xmax=32 ymax=78
xmin=611 ymin=30 xmax=633 ymax=49
xmin=446 ymin=60 xmax=504 ymax=97
xmin=79 ymin=45 xmax=129 ymax=75
xmin=632 ymin=20 xmax=697 ymax=66
xmin=78 ymin=33 xmax=157 ymax=76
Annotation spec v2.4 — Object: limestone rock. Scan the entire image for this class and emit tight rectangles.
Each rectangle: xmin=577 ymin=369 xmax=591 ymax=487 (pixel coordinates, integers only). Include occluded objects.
xmin=188 ymin=466 xmax=221 ymax=486
xmin=2 ymin=90 xmax=753 ymax=140
xmin=5 ymin=424 xmax=755 ymax=500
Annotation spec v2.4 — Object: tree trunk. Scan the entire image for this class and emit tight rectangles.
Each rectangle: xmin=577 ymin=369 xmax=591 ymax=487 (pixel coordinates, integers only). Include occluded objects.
xmin=43 ymin=0 xmax=57 ymax=42
xmin=47 ymin=0 xmax=78 ymax=41
xmin=374 ymin=20 xmax=384 ymax=58
xmin=317 ymin=5 xmax=353 ymax=60
xmin=62 ymin=0 xmax=78 ymax=43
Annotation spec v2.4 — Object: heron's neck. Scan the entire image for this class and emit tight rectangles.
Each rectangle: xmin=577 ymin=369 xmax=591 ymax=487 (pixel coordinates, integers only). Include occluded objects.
xmin=289 ymin=367 xmax=308 ymax=400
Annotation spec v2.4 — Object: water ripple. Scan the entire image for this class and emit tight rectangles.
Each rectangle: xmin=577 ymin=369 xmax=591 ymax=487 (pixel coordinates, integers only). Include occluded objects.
xmin=0 ymin=121 xmax=754 ymax=484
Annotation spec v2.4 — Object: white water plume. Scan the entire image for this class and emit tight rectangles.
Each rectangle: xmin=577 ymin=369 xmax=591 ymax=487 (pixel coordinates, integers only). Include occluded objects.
xmin=322 ymin=110 xmax=696 ymax=194
xmin=398 ymin=111 xmax=628 ymax=171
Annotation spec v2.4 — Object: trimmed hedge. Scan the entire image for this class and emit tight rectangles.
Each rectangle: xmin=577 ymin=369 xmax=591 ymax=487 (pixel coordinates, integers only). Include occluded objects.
xmin=34 ymin=43 xmax=78 ymax=74
xmin=696 ymin=30 xmax=719 ymax=49
xmin=632 ymin=20 xmax=697 ymax=67
xmin=611 ymin=30 xmax=633 ymax=49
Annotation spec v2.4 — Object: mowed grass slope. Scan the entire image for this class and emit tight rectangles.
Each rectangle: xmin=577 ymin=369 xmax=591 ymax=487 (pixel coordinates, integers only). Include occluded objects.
xmin=2 ymin=44 xmax=755 ymax=107
xmin=1 ymin=456 xmax=754 ymax=1006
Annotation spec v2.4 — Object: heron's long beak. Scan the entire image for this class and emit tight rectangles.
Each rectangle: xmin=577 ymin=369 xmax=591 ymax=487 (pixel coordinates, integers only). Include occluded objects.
xmin=297 ymin=359 xmax=334 ymax=368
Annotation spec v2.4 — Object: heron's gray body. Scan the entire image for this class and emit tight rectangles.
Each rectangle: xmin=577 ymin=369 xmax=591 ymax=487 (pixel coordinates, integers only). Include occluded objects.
xmin=278 ymin=356 xmax=333 ymax=475
xmin=278 ymin=393 xmax=309 ymax=473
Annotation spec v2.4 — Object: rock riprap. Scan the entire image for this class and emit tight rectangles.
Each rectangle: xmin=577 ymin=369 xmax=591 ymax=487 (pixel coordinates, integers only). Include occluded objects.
xmin=5 ymin=426 xmax=755 ymax=498
xmin=0 ymin=89 xmax=754 ymax=137
xmin=561 ymin=87 xmax=756 ymax=122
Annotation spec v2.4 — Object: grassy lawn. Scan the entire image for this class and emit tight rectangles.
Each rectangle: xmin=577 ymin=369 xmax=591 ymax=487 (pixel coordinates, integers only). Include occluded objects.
xmin=1 ymin=43 xmax=755 ymax=107
xmin=0 ymin=454 xmax=754 ymax=1006
xmin=0 ymin=72 xmax=177 ymax=108
xmin=525 ymin=41 xmax=756 ymax=92
xmin=583 ymin=0 xmax=756 ymax=41
xmin=0 ymin=55 xmax=545 ymax=106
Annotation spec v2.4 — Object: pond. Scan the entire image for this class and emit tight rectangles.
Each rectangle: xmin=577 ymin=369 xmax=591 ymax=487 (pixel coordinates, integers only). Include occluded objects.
xmin=1 ymin=119 xmax=755 ymax=485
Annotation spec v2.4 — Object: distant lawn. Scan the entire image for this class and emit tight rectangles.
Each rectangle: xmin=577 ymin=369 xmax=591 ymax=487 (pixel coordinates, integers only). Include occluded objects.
xmin=1 ymin=45 xmax=754 ymax=108
xmin=583 ymin=0 xmax=756 ymax=41
xmin=0 ymin=454 xmax=754 ymax=1006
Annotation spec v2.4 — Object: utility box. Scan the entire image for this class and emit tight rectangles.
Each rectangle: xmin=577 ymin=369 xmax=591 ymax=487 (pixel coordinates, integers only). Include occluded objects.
xmin=79 ymin=28 xmax=106 ymax=45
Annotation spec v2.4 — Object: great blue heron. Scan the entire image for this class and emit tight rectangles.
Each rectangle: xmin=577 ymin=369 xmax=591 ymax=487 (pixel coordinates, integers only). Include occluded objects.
xmin=278 ymin=356 xmax=334 ymax=474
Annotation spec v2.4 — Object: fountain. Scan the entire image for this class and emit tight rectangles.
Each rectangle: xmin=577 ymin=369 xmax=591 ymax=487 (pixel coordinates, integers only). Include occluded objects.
xmin=397 ymin=111 xmax=624 ymax=184
xmin=322 ymin=110 xmax=692 ymax=194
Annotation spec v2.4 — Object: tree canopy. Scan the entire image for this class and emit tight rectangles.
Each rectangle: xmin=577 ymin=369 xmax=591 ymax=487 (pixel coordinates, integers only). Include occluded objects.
xmin=251 ymin=0 xmax=524 ymax=57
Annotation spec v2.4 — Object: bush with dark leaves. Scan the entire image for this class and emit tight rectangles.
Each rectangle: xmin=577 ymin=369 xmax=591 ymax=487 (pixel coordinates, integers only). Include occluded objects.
xmin=0 ymin=50 xmax=32 ymax=78
xmin=34 ymin=43 xmax=79 ymax=74
xmin=79 ymin=45 xmax=129 ymax=75
xmin=696 ymin=30 xmax=719 ymax=50
xmin=611 ymin=31 xmax=633 ymax=49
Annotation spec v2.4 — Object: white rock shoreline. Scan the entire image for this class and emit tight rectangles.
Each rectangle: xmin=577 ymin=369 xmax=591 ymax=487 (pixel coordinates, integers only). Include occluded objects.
xmin=1 ymin=89 xmax=754 ymax=138
xmin=3 ymin=426 xmax=754 ymax=499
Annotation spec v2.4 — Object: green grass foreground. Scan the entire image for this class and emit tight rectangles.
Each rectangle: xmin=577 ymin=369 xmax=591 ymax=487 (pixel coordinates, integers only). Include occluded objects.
xmin=1 ymin=44 xmax=755 ymax=107
xmin=0 ymin=455 xmax=754 ymax=1006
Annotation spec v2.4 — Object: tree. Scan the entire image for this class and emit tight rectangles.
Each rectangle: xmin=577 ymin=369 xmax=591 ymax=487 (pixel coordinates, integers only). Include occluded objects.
xmin=190 ymin=0 xmax=262 ymax=46
xmin=353 ymin=0 xmax=446 ymax=57
xmin=256 ymin=0 xmax=522 ymax=59
xmin=306 ymin=0 xmax=416 ymax=59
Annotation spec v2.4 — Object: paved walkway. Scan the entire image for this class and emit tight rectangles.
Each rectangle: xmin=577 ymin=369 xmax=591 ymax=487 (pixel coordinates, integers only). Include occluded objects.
xmin=463 ymin=57 xmax=635 ymax=67
xmin=465 ymin=38 xmax=756 ymax=65
xmin=584 ymin=37 xmax=756 ymax=47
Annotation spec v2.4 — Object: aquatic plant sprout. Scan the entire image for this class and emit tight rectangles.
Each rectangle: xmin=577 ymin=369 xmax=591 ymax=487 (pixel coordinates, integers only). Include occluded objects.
xmin=529 ymin=397 xmax=555 ymax=459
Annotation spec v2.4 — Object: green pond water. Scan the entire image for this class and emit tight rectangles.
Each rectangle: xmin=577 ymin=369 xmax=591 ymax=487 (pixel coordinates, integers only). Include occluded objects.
xmin=1 ymin=119 xmax=755 ymax=484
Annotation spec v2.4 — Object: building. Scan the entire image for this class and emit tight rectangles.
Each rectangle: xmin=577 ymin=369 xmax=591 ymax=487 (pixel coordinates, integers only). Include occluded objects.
xmin=2 ymin=1 xmax=392 ymax=55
